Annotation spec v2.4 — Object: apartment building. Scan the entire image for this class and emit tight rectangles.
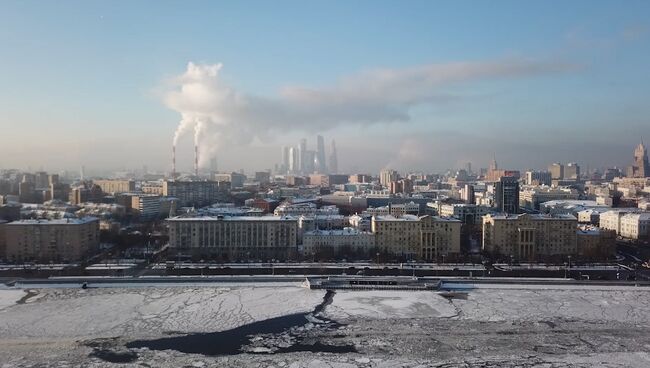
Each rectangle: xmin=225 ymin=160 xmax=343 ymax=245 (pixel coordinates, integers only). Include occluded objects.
xmin=482 ymin=213 xmax=577 ymax=260
xmin=167 ymin=215 xmax=298 ymax=260
xmin=4 ymin=217 xmax=99 ymax=262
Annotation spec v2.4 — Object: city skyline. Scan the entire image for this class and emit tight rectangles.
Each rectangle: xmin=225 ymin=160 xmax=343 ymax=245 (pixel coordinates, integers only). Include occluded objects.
xmin=1 ymin=1 xmax=650 ymax=173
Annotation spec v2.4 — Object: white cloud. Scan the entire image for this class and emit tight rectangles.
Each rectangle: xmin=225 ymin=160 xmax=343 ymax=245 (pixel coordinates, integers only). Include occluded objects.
xmin=163 ymin=59 xmax=577 ymax=167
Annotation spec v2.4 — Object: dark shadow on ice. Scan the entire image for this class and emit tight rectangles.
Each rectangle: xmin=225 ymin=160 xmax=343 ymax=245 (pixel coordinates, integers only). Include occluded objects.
xmin=124 ymin=290 xmax=356 ymax=357
xmin=86 ymin=338 xmax=138 ymax=363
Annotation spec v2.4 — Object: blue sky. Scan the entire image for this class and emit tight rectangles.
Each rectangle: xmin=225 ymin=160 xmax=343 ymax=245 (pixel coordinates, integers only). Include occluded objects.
xmin=1 ymin=0 xmax=649 ymax=173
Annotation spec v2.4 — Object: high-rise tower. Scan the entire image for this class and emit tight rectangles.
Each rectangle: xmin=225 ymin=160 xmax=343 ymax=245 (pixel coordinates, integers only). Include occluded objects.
xmin=495 ymin=176 xmax=520 ymax=214
xmin=628 ymin=141 xmax=650 ymax=178
xmin=329 ymin=139 xmax=338 ymax=174
xmin=299 ymin=138 xmax=307 ymax=174
xmin=281 ymin=146 xmax=290 ymax=174
xmin=316 ymin=135 xmax=327 ymax=173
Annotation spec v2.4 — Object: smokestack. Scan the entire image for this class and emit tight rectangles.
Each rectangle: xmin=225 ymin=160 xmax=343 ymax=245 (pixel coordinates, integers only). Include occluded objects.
xmin=194 ymin=144 xmax=199 ymax=176
xmin=172 ymin=145 xmax=176 ymax=179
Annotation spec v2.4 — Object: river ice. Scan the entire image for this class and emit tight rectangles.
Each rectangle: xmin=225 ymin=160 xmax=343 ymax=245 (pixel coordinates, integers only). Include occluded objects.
xmin=1 ymin=282 xmax=649 ymax=367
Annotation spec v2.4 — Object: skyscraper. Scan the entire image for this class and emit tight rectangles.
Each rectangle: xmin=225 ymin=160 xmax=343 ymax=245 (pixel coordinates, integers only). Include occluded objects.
xmin=210 ymin=157 xmax=218 ymax=173
xmin=548 ymin=163 xmax=564 ymax=180
xmin=329 ymin=139 xmax=338 ymax=174
xmin=380 ymin=169 xmax=399 ymax=187
xmin=627 ymin=141 xmax=650 ymax=178
xmin=495 ymin=176 xmax=520 ymax=214
xmin=316 ymin=135 xmax=327 ymax=173
xmin=299 ymin=138 xmax=307 ymax=174
xmin=304 ymin=150 xmax=316 ymax=174
xmin=564 ymin=162 xmax=580 ymax=180
xmin=288 ymin=146 xmax=299 ymax=173
xmin=489 ymin=155 xmax=498 ymax=171
xmin=282 ymin=146 xmax=290 ymax=174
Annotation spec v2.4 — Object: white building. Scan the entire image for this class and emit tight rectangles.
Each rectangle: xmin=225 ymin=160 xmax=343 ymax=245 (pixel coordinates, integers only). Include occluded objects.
xmin=519 ymin=187 xmax=580 ymax=210
xmin=364 ymin=202 xmax=420 ymax=217
xmin=302 ymin=228 xmax=375 ymax=255
xmin=438 ymin=203 xmax=492 ymax=224
xmin=348 ymin=214 xmax=372 ymax=232
xmin=273 ymin=202 xmax=338 ymax=217
xmin=619 ymin=213 xmax=650 ymax=239
xmin=599 ymin=209 xmax=642 ymax=235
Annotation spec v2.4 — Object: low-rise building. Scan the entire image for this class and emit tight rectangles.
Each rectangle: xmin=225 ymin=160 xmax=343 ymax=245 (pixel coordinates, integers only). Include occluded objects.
xmin=302 ymin=228 xmax=375 ymax=255
xmin=364 ymin=202 xmax=420 ymax=217
xmin=438 ymin=203 xmax=492 ymax=224
xmin=348 ymin=214 xmax=372 ymax=232
xmin=274 ymin=202 xmax=338 ymax=217
xmin=93 ymin=179 xmax=135 ymax=195
xmin=519 ymin=187 xmax=580 ymax=210
xmin=619 ymin=213 xmax=650 ymax=239
xmin=599 ymin=209 xmax=642 ymax=235
xmin=4 ymin=217 xmax=99 ymax=262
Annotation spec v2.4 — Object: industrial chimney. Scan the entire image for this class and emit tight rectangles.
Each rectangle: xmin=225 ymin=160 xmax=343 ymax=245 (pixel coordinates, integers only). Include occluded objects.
xmin=171 ymin=145 xmax=177 ymax=179
xmin=194 ymin=144 xmax=199 ymax=176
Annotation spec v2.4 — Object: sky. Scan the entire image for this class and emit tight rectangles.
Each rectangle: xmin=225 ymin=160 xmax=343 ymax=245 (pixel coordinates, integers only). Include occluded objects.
xmin=1 ymin=0 xmax=649 ymax=175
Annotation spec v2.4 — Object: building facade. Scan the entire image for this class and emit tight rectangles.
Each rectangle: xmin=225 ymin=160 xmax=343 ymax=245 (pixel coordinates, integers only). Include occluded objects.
xmin=94 ymin=179 xmax=136 ymax=195
xmin=438 ymin=203 xmax=492 ymax=225
xmin=302 ymin=228 xmax=375 ymax=255
xmin=627 ymin=142 xmax=650 ymax=178
xmin=576 ymin=227 xmax=616 ymax=259
xmin=162 ymin=180 xmax=228 ymax=207
xmin=619 ymin=213 xmax=650 ymax=239
xmin=482 ymin=213 xmax=577 ymax=260
xmin=4 ymin=217 xmax=99 ymax=262
xmin=167 ymin=216 xmax=298 ymax=260
xmin=519 ymin=187 xmax=580 ymax=210
xmin=525 ymin=171 xmax=552 ymax=186
xmin=495 ymin=176 xmax=520 ymax=214
xmin=371 ymin=215 xmax=461 ymax=260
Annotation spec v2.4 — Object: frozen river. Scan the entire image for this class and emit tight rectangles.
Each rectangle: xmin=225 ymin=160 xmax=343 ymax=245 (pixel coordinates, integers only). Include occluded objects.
xmin=1 ymin=281 xmax=650 ymax=367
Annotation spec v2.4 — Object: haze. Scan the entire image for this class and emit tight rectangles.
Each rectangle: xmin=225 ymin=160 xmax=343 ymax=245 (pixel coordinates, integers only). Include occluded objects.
xmin=1 ymin=0 xmax=649 ymax=174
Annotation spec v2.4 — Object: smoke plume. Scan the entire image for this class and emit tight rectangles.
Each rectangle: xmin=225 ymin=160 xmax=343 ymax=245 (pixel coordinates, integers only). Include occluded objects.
xmin=164 ymin=60 xmax=576 ymax=168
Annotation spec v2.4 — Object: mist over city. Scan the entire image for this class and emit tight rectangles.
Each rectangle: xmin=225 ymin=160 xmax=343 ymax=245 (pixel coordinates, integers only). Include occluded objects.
xmin=2 ymin=1 xmax=650 ymax=368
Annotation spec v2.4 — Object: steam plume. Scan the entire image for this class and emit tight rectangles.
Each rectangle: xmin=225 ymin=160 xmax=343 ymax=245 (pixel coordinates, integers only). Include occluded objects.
xmin=164 ymin=60 xmax=576 ymax=168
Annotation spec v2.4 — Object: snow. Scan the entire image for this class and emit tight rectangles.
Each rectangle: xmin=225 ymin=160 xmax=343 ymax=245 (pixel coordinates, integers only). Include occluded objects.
xmin=451 ymin=288 xmax=650 ymax=323
xmin=0 ymin=289 xmax=25 ymax=310
xmin=325 ymin=290 xmax=457 ymax=319
xmin=0 ymin=286 xmax=324 ymax=339
xmin=2 ymin=282 xmax=650 ymax=367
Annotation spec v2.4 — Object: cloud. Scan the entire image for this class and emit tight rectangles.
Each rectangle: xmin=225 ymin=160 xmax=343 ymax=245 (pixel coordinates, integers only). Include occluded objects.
xmin=163 ymin=59 xmax=577 ymax=167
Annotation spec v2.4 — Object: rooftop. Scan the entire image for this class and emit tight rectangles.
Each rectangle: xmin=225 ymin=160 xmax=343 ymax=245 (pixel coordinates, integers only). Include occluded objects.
xmin=7 ymin=217 xmax=99 ymax=225
xmin=168 ymin=215 xmax=297 ymax=222
xmin=488 ymin=213 xmax=577 ymax=221
xmin=304 ymin=228 xmax=373 ymax=236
